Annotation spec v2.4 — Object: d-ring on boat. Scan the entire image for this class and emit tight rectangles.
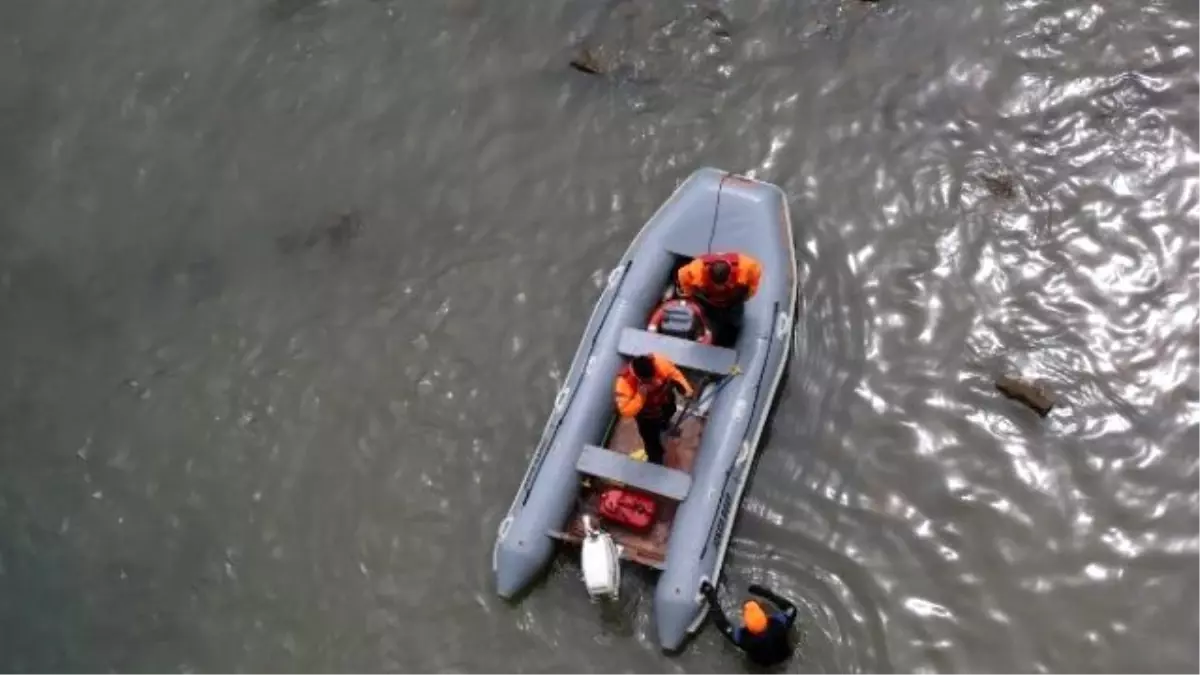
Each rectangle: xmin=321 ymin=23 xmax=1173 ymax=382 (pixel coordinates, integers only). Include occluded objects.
xmin=492 ymin=167 xmax=798 ymax=651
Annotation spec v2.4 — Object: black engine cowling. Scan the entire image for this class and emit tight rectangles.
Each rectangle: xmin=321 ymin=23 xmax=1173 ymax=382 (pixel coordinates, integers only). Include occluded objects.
xmin=659 ymin=305 xmax=698 ymax=340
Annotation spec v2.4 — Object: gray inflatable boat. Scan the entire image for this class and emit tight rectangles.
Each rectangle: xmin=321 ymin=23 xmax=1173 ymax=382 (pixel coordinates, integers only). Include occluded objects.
xmin=491 ymin=167 xmax=797 ymax=651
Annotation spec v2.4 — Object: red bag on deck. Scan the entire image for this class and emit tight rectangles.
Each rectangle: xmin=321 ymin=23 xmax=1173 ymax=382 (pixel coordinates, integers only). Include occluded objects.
xmin=597 ymin=487 xmax=657 ymax=531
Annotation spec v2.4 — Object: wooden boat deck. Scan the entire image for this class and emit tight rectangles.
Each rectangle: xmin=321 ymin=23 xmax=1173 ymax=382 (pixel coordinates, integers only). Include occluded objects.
xmin=550 ymin=406 xmax=706 ymax=570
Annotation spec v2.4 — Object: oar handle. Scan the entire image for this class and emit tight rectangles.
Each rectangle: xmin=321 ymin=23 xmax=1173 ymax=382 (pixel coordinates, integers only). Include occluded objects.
xmin=665 ymin=366 xmax=741 ymax=437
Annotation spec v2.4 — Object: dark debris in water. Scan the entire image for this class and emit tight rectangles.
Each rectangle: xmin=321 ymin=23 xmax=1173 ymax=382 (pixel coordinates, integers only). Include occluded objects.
xmin=443 ymin=0 xmax=483 ymax=18
xmin=995 ymin=375 xmax=1056 ymax=417
xmin=149 ymin=255 xmax=223 ymax=306
xmin=570 ymin=47 xmax=610 ymax=75
xmin=567 ymin=0 xmax=736 ymax=81
xmin=703 ymin=8 xmax=733 ymax=39
xmin=276 ymin=211 xmax=364 ymax=254
xmin=980 ymin=172 xmax=1018 ymax=199
xmin=264 ymin=0 xmax=327 ymax=22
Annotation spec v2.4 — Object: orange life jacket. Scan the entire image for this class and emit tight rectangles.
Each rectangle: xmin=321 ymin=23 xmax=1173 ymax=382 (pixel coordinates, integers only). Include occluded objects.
xmin=614 ymin=353 xmax=692 ymax=418
xmin=617 ymin=367 xmax=673 ymax=415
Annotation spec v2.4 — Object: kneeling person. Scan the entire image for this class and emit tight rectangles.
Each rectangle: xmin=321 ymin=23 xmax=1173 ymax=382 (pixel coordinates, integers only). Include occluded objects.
xmin=676 ymin=252 xmax=763 ymax=346
xmin=613 ymin=353 xmax=694 ymax=465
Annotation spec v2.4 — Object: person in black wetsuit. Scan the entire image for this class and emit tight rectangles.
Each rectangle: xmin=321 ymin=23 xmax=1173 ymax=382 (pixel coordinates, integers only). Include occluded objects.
xmin=701 ymin=580 xmax=798 ymax=667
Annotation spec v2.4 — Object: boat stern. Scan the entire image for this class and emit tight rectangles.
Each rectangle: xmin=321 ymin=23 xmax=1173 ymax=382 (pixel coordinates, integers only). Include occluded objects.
xmin=493 ymin=517 xmax=555 ymax=599
xmin=654 ymin=576 xmax=706 ymax=652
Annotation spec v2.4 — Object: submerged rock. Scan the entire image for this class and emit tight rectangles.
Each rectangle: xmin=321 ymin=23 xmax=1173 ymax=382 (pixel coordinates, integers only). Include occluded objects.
xmin=995 ymin=375 xmax=1056 ymax=417
xmin=570 ymin=47 xmax=610 ymax=75
xmin=980 ymin=172 xmax=1018 ymax=199
xmin=566 ymin=0 xmax=736 ymax=86
xmin=702 ymin=8 xmax=733 ymax=38
xmin=325 ymin=211 xmax=363 ymax=249
xmin=148 ymin=254 xmax=223 ymax=306
xmin=264 ymin=0 xmax=326 ymax=22
xmin=276 ymin=211 xmax=363 ymax=253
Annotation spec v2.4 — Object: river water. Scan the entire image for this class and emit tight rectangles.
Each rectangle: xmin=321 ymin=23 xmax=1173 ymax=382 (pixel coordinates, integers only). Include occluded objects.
xmin=1 ymin=0 xmax=1197 ymax=672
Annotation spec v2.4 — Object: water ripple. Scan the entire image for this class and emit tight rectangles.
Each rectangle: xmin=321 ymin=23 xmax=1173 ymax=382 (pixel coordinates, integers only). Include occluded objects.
xmin=0 ymin=0 xmax=1195 ymax=672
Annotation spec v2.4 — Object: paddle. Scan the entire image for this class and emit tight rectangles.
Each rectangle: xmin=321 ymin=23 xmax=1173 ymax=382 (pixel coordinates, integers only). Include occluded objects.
xmin=665 ymin=365 xmax=743 ymax=439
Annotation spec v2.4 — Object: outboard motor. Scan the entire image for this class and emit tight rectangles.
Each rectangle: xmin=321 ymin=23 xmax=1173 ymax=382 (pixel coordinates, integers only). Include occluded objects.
xmin=580 ymin=515 xmax=621 ymax=601
xmin=647 ymin=299 xmax=713 ymax=344
xmin=659 ymin=305 xmax=697 ymax=339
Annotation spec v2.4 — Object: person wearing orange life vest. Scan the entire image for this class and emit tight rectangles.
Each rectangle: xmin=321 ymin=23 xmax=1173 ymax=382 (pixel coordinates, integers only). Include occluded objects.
xmin=676 ymin=252 xmax=763 ymax=346
xmin=613 ymin=353 xmax=695 ymax=466
xmin=701 ymin=580 xmax=798 ymax=667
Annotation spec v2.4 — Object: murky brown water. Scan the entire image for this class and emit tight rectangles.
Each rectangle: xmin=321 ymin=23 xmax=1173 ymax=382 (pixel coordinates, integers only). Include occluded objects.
xmin=1 ymin=0 xmax=1197 ymax=672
